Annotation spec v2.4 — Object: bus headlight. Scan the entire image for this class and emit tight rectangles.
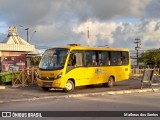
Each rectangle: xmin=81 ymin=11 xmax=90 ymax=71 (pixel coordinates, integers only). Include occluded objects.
xmin=55 ymin=72 xmax=62 ymax=79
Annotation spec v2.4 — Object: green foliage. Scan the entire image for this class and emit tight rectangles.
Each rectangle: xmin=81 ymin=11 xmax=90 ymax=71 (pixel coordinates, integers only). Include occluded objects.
xmin=139 ymin=49 xmax=160 ymax=67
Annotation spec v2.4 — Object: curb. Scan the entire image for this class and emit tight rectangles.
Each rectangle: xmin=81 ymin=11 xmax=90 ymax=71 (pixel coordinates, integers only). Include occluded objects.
xmin=0 ymin=88 xmax=159 ymax=104
xmin=0 ymin=86 xmax=5 ymax=89
xmin=107 ymin=88 xmax=160 ymax=95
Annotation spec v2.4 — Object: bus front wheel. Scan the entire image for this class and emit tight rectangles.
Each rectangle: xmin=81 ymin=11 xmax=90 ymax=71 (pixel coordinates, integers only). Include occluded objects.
xmin=107 ymin=77 xmax=114 ymax=87
xmin=64 ymin=80 xmax=74 ymax=92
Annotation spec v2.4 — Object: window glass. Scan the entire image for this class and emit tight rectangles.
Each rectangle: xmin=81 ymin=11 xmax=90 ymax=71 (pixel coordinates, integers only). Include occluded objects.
xmin=110 ymin=51 xmax=122 ymax=65
xmin=122 ymin=52 xmax=129 ymax=65
xmin=68 ymin=51 xmax=84 ymax=67
xmin=39 ymin=48 xmax=68 ymax=70
xmin=68 ymin=53 xmax=77 ymax=66
xmin=99 ymin=51 xmax=110 ymax=66
xmin=85 ymin=51 xmax=97 ymax=66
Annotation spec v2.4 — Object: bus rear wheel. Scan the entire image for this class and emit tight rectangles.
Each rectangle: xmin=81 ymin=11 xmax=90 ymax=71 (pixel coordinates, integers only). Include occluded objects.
xmin=64 ymin=80 xmax=74 ymax=92
xmin=107 ymin=77 xmax=114 ymax=87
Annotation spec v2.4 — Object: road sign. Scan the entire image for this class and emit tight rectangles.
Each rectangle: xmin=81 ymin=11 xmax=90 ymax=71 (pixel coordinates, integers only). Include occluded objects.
xmin=141 ymin=69 xmax=155 ymax=91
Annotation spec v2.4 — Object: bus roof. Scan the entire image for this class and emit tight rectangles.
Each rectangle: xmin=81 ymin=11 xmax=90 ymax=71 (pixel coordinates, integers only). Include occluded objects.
xmin=48 ymin=44 xmax=129 ymax=51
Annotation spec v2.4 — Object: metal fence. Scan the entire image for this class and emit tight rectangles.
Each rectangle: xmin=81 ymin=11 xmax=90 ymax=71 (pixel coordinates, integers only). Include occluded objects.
xmin=11 ymin=67 xmax=37 ymax=87
xmin=0 ymin=68 xmax=37 ymax=87
xmin=131 ymin=68 xmax=160 ymax=77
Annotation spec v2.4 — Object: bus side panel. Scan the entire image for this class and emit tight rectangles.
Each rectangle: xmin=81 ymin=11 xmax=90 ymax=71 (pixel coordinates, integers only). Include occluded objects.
xmin=97 ymin=65 xmax=130 ymax=83
xmin=111 ymin=66 xmax=130 ymax=82
xmin=65 ymin=65 xmax=130 ymax=87
xmin=65 ymin=67 xmax=99 ymax=86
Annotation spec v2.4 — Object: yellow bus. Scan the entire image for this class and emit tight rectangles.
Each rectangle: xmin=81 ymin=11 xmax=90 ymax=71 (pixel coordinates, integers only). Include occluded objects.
xmin=36 ymin=44 xmax=130 ymax=92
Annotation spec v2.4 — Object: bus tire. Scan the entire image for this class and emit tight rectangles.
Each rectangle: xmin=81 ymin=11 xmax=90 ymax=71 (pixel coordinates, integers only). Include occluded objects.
xmin=64 ymin=80 xmax=74 ymax=92
xmin=41 ymin=87 xmax=50 ymax=91
xmin=107 ymin=77 xmax=114 ymax=87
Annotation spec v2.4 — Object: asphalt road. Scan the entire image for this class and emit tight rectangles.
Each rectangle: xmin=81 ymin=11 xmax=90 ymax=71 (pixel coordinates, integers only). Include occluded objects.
xmin=1 ymin=91 xmax=160 ymax=110
xmin=0 ymin=92 xmax=160 ymax=120
xmin=0 ymin=78 xmax=143 ymax=103
xmin=1 ymin=77 xmax=160 ymax=104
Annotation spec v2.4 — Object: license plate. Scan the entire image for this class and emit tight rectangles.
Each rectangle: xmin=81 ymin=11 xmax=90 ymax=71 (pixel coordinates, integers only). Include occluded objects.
xmin=43 ymin=82 xmax=52 ymax=87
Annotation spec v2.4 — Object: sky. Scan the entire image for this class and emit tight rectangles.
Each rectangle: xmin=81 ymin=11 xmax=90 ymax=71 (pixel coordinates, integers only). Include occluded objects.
xmin=0 ymin=0 xmax=160 ymax=51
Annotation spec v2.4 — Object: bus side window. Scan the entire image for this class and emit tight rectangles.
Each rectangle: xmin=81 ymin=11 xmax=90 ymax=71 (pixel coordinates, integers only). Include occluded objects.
xmin=118 ymin=58 xmax=122 ymax=65
xmin=106 ymin=57 xmax=111 ymax=65
xmin=122 ymin=52 xmax=129 ymax=65
xmin=68 ymin=53 xmax=76 ymax=66
xmin=86 ymin=56 xmax=92 ymax=66
xmin=111 ymin=58 xmax=117 ymax=65
xmin=100 ymin=51 xmax=110 ymax=66
xmin=92 ymin=59 xmax=97 ymax=66
xmin=75 ymin=52 xmax=83 ymax=67
xmin=110 ymin=51 xmax=122 ymax=66
xmin=84 ymin=51 xmax=99 ymax=66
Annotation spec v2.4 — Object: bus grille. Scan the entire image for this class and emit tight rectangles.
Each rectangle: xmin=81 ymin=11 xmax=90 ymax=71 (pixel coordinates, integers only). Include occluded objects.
xmin=40 ymin=77 xmax=55 ymax=80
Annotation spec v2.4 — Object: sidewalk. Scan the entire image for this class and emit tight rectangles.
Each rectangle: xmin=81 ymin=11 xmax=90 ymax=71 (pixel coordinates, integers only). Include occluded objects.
xmin=0 ymin=77 xmax=160 ymax=104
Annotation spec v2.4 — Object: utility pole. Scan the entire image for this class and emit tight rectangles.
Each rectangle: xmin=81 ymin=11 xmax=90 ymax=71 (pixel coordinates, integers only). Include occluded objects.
xmin=134 ymin=38 xmax=141 ymax=68
xmin=87 ymin=22 xmax=90 ymax=46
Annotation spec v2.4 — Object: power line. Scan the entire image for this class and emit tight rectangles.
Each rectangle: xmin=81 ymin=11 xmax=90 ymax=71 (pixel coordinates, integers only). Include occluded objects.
xmin=35 ymin=45 xmax=51 ymax=49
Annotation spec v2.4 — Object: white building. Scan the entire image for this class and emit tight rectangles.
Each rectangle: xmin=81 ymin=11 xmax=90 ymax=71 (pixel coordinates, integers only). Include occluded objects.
xmin=0 ymin=27 xmax=39 ymax=71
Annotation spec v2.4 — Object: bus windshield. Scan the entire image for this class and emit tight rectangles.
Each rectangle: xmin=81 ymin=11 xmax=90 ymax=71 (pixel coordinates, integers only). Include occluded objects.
xmin=39 ymin=48 xmax=69 ymax=70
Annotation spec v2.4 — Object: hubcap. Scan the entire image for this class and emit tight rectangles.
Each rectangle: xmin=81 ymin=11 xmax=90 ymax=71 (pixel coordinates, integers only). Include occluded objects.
xmin=109 ymin=78 xmax=113 ymax=86
xmin=109 ymin=80 xmax=112 ymax=85
xmin=66 ymin=82 xmax=72 ymax=90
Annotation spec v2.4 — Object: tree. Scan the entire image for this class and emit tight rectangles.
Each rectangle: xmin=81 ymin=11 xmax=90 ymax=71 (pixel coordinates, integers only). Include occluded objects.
xmin=139 ymin=49 xmax=160 ymax=67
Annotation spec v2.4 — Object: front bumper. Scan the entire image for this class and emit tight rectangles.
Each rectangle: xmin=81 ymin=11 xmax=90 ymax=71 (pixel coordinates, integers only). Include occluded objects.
xmin=36 ymin=77 xmax=65 ymax=88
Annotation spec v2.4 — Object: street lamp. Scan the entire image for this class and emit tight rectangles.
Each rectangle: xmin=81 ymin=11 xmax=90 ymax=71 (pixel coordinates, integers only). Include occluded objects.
xmin=25 ymin=28 xmax=29 ymax=43
xmin=30 ymin=30 xmax=37 ymax=42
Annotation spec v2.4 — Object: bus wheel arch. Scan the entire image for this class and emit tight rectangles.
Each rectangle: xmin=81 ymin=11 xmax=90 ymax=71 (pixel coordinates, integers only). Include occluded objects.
xmin=64 ymin=79 xmax=75 ymax=92
xmin=107 ymin=76 xmax=115 ymax=87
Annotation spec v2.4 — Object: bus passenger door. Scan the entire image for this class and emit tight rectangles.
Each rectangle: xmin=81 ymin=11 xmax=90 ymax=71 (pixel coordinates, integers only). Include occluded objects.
xmin=66 ymin=51 xmax=91 ymax=86
xmin=73 ymin=51 xmax=99 ymax=86
xmin=75 ymin=52 xmax=98 ymax=85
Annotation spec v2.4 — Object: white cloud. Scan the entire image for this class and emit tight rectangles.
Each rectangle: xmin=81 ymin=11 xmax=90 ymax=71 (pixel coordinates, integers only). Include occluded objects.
xmin=73 ymin=20 xmax=118 ymax=46
xmin=0 ymin=0 xmax=160 ymax=50
xmin=73 ymin=19 xmax=160 ymax=49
